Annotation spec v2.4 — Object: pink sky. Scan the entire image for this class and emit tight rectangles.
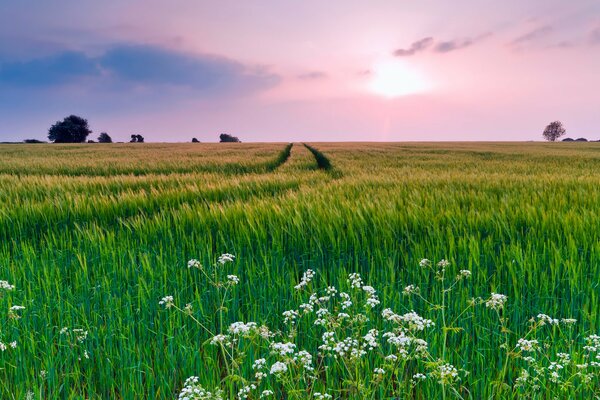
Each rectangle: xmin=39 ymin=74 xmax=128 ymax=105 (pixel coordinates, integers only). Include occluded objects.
xmin=0 ymin=0 xmax=599 ymax=142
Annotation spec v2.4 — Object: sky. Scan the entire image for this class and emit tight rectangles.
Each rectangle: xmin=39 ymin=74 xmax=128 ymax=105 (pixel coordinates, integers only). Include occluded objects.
xmin=0 ymin=0 xmax=599 ymax=142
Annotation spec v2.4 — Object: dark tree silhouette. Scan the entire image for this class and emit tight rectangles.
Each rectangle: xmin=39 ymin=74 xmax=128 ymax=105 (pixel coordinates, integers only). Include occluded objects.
xmin=48 ymin=115 xmax=92 ymax=143
xmin=97 ymin=132 xmax=113 ymax=143
xmin=130 ymin=134 xmax=144 ymax=143
xmin=219 ymin=133 xmax=241 ymax=143
xmin=136 ymin=134 xmax=144 ymax=143
xmin=23 ymin=139 xmax=46 ymax=143
xmin=130 ymin=134 xmax=137 ymax=143
xmin=192 ymin=138 xmax=200 ymax=143
xmin=542 ymin=121 xmax=566 ymax=142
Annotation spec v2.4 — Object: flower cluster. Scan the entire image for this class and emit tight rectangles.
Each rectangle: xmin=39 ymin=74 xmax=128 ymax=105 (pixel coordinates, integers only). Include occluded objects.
xmin=167 ymin=255 xmax=599 ymax=399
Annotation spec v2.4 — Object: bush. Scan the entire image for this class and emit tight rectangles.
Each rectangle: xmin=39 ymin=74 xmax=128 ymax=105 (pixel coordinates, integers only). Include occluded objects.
xmin=97 ymin=133 xmax=113 ymax=143
xmin=219 ymin=133 xmax=241 ymax=143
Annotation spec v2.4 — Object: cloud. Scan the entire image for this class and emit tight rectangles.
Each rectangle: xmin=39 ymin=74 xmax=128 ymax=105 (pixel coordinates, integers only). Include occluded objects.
xmin=0 ymin=44 xmax=280 ymax=96
xmin=297 ymin=71 xmax=328 ymax=80
xmin=394 ymin=34 xmax=490 ymax=56
xmin=510 ymin=26 xmax=553 ymax=47
xmin=393 ymin=37 xmax=433 ymax=56
xmin=100 ymin=45 xmax=278 ymax=94
xmin=0 ymin=51 xmax=100 ymax=86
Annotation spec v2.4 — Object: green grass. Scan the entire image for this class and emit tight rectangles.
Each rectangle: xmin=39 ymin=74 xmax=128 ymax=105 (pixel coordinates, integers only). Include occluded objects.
xmin=1 ymin=142 xmax=600 ymax=398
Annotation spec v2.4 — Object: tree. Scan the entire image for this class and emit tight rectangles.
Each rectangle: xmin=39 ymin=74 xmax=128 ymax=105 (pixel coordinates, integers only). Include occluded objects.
xmin=97 ymin=132 xmax=113 ymax=143
xmin=192 ymin=138 xmax=200 ymax=143
xmin=219 ymin=133 xmax=241 ymax=143
xmin=48 ymin=115 xmax=92 ymax=143
xmin=542 ymin=121 xmax=566 ymax=142
xmin=130 ymin=134 xmax=144 ymax=143
xmin=136 ymin=134 xmax=144 ymax=143
xmin=130 ymin=134 xmax=137 ymax=143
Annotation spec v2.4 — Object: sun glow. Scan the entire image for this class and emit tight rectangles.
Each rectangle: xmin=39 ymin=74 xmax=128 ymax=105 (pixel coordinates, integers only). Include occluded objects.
xmin=367 ymin=60 xmax=432 ymax=98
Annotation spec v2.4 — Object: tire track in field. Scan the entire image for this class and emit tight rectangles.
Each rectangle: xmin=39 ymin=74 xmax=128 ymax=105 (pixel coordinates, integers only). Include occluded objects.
xmin=265 ymin=143 xmax=293 ymax=172
xmin=303 ymin=143 xmax=342 ymax=177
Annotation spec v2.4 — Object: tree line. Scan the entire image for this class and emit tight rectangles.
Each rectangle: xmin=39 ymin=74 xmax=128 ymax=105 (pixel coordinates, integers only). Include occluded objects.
xmin=25 ymin=115 xmax=242 ymax=144
xmin=26 ymin=115 xmax=587 ymax=144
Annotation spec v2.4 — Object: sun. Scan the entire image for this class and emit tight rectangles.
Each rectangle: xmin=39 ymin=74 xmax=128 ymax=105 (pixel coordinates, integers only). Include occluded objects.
xmin=367 ymin=60 xmax=432 ymax=98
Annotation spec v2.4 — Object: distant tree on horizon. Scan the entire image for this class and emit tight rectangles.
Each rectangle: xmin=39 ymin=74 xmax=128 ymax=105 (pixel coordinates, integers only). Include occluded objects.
xmin=192 ymin=137 xmax=200 ymax=143
xmin=543 ymin=121 xmax=566 ymax=142
xmin=23 ymin=139 xmax=46 ymax=143
xmin=219 ymin=133 xmax=241 ymax=143
xmin=130 ymin=134 xmax=145 ymax=143
xmin=48 ymin=115 xmax=92 ymax=143
xmin=98 ymin=132 xmax=113 ymax=143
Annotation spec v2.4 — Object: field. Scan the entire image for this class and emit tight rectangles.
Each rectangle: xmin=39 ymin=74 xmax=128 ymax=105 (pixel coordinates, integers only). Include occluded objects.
xmin=1 ymin=142 xmax=600 ymax=399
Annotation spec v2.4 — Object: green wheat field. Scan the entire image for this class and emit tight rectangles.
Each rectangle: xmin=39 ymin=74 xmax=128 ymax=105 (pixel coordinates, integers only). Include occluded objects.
xmin=1 ymin=142 xmax=600 ymax=399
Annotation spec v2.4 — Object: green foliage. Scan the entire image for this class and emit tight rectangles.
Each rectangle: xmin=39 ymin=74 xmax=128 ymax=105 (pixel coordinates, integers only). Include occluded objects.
xmin=0 ymin=142 xmax=599 ymax=398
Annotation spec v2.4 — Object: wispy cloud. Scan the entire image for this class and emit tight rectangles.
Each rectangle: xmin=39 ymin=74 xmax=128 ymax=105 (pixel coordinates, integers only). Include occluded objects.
xmin=393 ymin=37 xmax=433 ymax=56
xmin=434 ymin=33 xmax=491 ymax=53
xmin=509 ymin=25 xmax=553 ymax=47
xmin=297 ymin=71 xmax=328 ymax=80
xmin=394 ymin=34 xmax=490 ymax=57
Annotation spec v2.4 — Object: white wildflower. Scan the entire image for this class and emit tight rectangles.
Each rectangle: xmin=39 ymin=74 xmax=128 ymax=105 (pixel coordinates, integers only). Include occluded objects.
xmin=271 ymin=341 xmax=296 ymax=356
xmin=419 ymin=259 xmax=431 ymax=268
xmin=228 ymin=321 xmax=257 ymax=335
xmin=159 ymin=295 xmax=174 ymax=308
xmin=270 ymin=361 xmax=288 ymax=375
xmin=209 ymin=334 xmax=230 ymax=346
xmin=217 ymin=253 xmax=235 ymax=265
xmin=347 ymin=273 xmax=363 ymax=289
xmin=485 ymin=293 xmax=507 ymax=310
xmin=282 ymin=310 xmax=299 ymax=324
xmin=402 ymin=284 xmax=419 ymax=295
xmin=294 ymin=269 xmax=315 ymax=290
xmin=537 ymin=314 xmax=559 ymax=326
xmin=517 ymin=338 xmax=539 ymax=352
xmin=458 ymin=270 xmax=471 ymax=279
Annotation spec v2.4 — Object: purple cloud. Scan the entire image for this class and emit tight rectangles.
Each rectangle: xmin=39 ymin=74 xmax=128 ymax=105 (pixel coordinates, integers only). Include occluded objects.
xmin=510 ymin=26 xmax=553 ymax=47
xmin=393 ymin=37 xmax=433 ymax=56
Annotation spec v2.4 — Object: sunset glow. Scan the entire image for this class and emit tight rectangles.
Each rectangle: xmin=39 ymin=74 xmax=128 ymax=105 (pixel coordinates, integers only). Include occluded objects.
xmin=367 ymin=61 xmax=432 ymax=98
xmin=0 ymin=1 xmax=599 ymax=142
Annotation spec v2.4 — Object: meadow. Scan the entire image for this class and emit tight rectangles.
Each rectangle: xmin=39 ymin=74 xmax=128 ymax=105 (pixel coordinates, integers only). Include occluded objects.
xmin=1 ymin=141 xmax=600 ymax=399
